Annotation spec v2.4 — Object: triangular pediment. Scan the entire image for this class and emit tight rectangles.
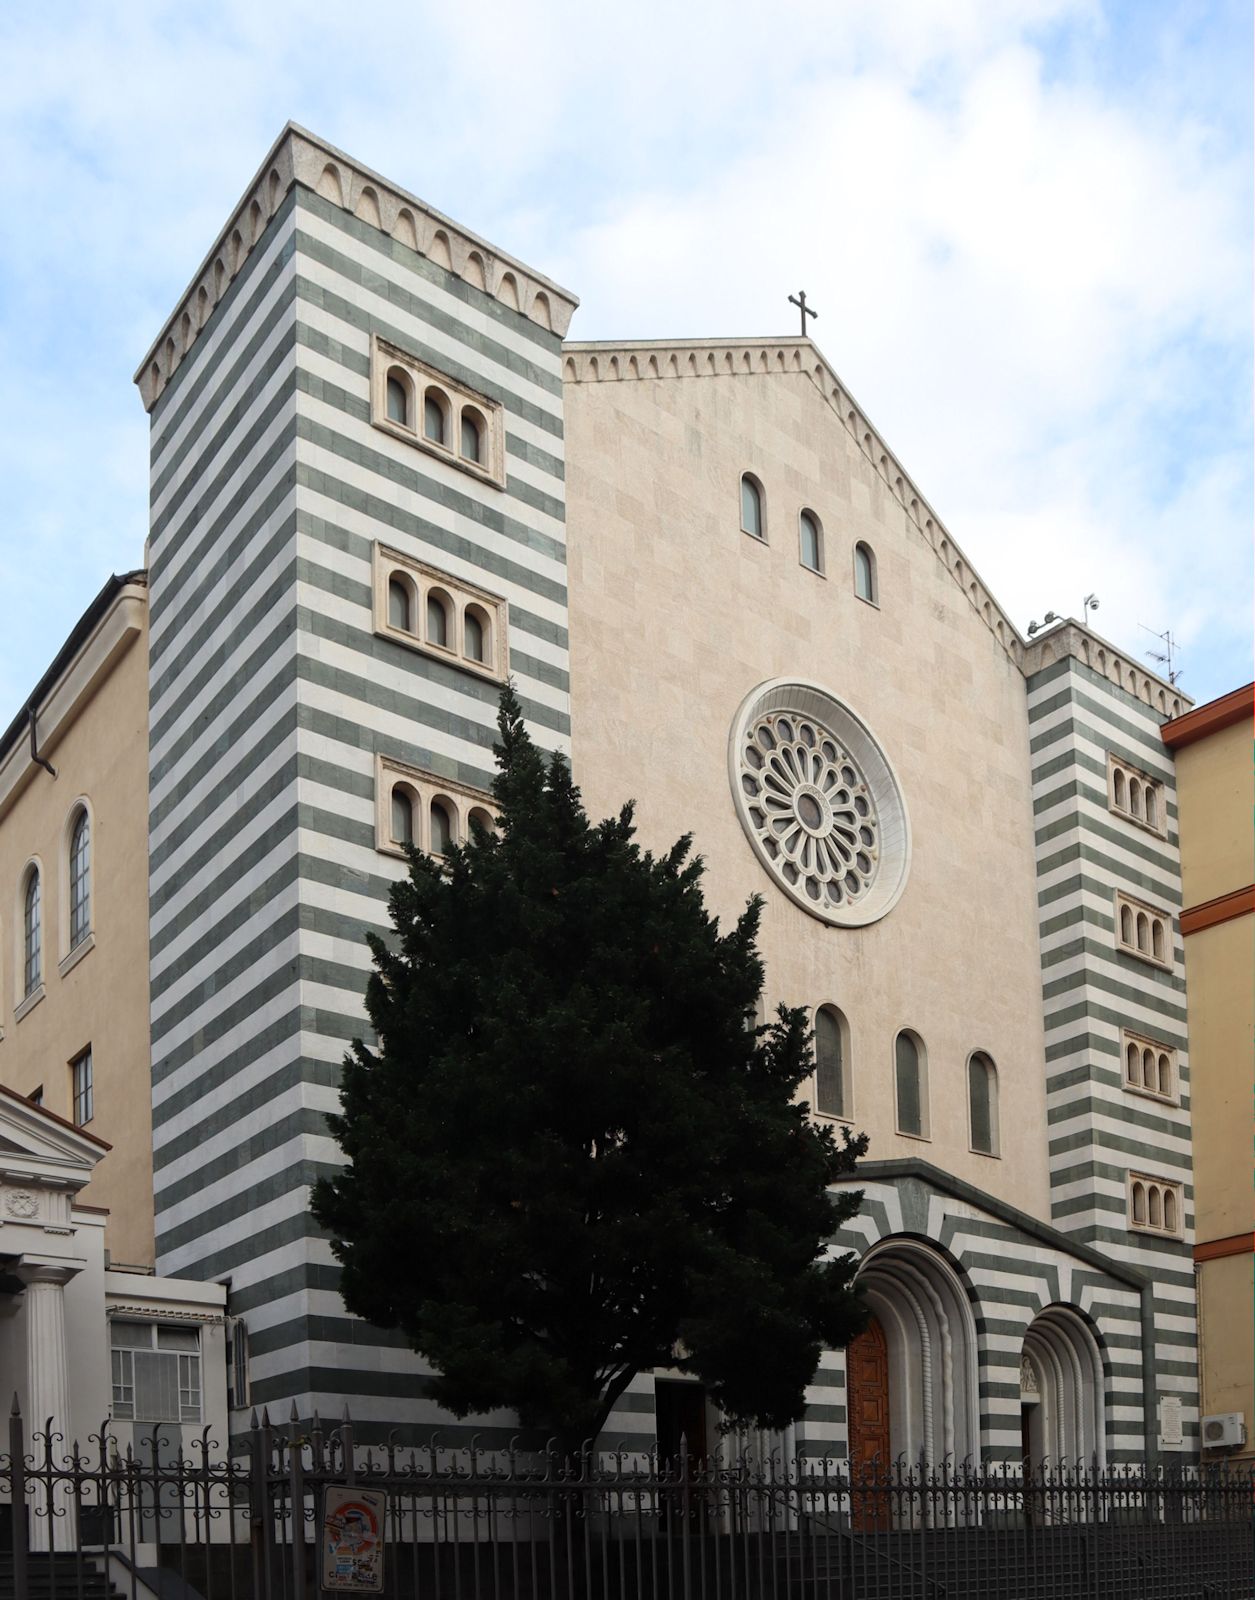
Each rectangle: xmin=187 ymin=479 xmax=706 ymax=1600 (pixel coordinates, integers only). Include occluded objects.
xmin=0 ymin=1085 xmax=107 ymax=1181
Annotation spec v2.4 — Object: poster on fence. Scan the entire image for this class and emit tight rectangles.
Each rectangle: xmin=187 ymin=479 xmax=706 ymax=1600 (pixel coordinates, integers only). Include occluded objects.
xmin=320 ymin=1485 xmax=387 ymax=1593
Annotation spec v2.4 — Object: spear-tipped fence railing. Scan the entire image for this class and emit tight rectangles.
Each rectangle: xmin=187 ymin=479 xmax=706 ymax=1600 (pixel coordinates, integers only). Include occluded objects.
xmin=0 ymin=1397 xmax=1250 ymax=1598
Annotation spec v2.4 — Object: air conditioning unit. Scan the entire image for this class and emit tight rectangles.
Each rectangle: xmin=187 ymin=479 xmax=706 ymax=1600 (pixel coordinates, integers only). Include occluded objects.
xmin=1201 ymin=1413 xmax=1246 ymax=1449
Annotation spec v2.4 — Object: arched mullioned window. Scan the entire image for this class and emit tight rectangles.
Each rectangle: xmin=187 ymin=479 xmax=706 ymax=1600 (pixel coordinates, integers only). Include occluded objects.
xmin=799 ymin=510 xmax=823 ymax=573
xmin=424 ymin=390 xmax=448 ymax=446
xmin=388 ymin=575 xmax=413 ymax=632
xmin=854 ymin=542 xmax=877 ymax=604
xmin=464 ymin=605 xmax=489 ymax=664
xmin=894 ymin=1031 xmax=927 ymax=1138
xmin=460 ymin=407 xmax=485 ymax=464
xmin=386 ymin=370 xmax=411 ymax=427
xmin=390 ymin=787 xmax=416 ymax=847
xmin=426 ymin=591 xmax=451 ymax=649
xmin=69 ymin=809 xmax=91 ymax=950
xmin=22 ymin=869 xmax=41 ymax=997
xmin=740 ymin=474 xmax=764 ymax=540
xmin=813 ymin=1006 xmax=848 ymax=1119
xmin=968 ymin=1051 xmax=999 ymax=1156
xmin=430 ymin=799 xmax=454 ymax=856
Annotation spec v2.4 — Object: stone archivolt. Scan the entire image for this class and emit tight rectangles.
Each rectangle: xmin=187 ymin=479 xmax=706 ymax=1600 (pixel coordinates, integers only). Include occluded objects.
xmin=135 ymin=124 xmax=579 ymax=413
xmin=562 ymin=338 xmax=1186 ymax=717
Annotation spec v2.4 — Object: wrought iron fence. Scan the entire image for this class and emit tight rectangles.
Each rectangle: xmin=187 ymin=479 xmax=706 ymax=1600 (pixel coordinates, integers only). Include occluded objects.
xmin=0 ymin=1400 xmax=1251 ymax=1599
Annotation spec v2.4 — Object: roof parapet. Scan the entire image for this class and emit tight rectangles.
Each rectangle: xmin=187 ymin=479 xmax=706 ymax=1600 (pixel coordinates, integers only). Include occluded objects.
xmin=135 ymin=123 xmax=580 ymax=413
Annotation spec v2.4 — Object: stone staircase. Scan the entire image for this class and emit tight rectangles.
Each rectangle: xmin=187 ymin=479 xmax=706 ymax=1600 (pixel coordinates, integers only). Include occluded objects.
xmin=0 ymin=1554 xmax=123 ymax=1599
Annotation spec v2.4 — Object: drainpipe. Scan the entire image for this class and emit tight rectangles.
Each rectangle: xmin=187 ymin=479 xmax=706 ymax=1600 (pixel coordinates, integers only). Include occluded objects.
xmin=27 ymin=703 xmax=56 ymax=779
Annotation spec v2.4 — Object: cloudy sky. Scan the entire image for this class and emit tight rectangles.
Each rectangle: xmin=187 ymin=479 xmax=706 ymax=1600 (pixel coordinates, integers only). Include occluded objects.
xmin=0 ymin=0 xmax=1249 ymax=716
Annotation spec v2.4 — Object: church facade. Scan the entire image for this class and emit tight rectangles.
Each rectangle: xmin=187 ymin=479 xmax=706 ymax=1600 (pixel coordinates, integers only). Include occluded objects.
xmin=131 ymin=124 xmax=1196 ymax=1464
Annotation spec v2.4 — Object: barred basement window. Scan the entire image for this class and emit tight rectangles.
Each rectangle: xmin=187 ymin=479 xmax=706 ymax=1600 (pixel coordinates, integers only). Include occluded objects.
xmin=371 ymin=335 xmax=505 ymax=486
xmin=374 ymin=545 xmax=508 ymax=682
xmin=1122 ymin=1029 xmax=1178 ymax=1102
xmin=1108 ymin=754 xmax=1166 ymax=838
xmin=1128 ymin=1174 xmax=1183 ymax=1238
xmin=1114 ymin=892 xmax=1172 ymax=970
xmin=111 ymin=1322 xmax=202 ymax=1423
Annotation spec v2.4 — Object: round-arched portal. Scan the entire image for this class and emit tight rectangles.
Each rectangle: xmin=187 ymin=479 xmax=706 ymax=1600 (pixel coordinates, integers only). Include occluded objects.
xmin=852 ymin=1239 xmax=980 ymax=1467
xmin=1021 ymin=1306 xmax=1106 ymax=1468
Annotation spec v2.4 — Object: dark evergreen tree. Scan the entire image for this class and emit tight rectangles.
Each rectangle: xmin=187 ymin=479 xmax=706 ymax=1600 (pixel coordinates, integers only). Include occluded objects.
xmin=312 ymin=685 xmax=868 ymax=1455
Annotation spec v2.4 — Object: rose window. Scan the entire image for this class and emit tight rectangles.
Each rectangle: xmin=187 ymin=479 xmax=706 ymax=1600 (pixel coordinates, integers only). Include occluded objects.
xmin=729 ymin=681 xmax=910 ymax=928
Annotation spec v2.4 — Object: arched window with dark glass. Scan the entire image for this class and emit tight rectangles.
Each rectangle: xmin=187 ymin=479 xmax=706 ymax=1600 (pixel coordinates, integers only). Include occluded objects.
xmin=460 ymin=407 xmax=485 ymax=464
xmin=69 ymin=809 xmax=91 ymax=949
xmin=968 ymin=1051 xmax=998 ymax=1155
xmin=424 ymin=389 xmax=447 ymax=446
xmin=426 ymin=591 xmax=450 ymax=649
xmin=22 ymin=869 xmax=41 ymax=996
xmin=740 ymin=474 xmax=764 ymax=539
xmin=814 ymin=1006 xmax=848 ymax=1119
xmin=799 ymin=510 xmax=823 ymax=573
xmin=386 ymin=369 xmax=410 ymax=427
xmin=854 ymin=542 xmax=878 ymax=603
xmin=388 ymin=575 xmax=413 ymax=632
xmin=895 ymin=1031 xmax=926 ymax=1137
xmin=390 ymin=787 xmax=415 ymax=848
xmin=463 ymin=605 xmax=488 ymax=664
xmin=430 ymin=800 xmax=454 ymax=856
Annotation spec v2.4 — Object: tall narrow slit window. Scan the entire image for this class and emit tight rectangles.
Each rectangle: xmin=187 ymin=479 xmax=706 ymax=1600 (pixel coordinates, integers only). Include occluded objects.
xmin=72 ymin=1046 xmax=93 ymax=1126
xmin=740 ymin=474 xmax=764 ymax=540
xmin=894 ymin=1030 xmax=927 ymax=1138
xmin=22 ymin=869 xmax=41 ymax=997
xmin=968 ymin=1051 xmax=999 ymax=1156
xmin=854 ymin=542 xmax=878 ymax=604
xmin=799 ymin=511 xmax=823 ymax=573
xmin=69 ymin=809 xmax=91 ymax=949
xmin=813 ymin=1005 xmax=848 ymax=1119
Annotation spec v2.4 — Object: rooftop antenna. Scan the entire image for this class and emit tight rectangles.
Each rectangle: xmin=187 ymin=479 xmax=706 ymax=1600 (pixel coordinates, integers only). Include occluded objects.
xmin=1140 ymin=624 xmax=1182 ymax=685
xmin=1082 ymin=593 xmax=1100 ymax=626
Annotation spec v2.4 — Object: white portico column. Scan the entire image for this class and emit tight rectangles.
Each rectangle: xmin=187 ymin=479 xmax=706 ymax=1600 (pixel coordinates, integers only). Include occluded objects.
xmin=16 ymin=1262 xmax=81 ymax=1552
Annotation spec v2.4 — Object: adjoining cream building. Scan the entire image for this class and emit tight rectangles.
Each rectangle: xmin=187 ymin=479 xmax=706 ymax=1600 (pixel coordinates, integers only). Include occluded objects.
xmin=7 ymin=121 xmax=1202 ymax=1467
xmin=0 ymin=574 xmax=227 ymax=1534
xmin=1163 ymin=684 xmax=1254 ymax=1463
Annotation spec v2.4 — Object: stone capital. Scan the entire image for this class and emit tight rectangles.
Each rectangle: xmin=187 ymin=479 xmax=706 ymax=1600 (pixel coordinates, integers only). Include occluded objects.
xmin=14 ymin=1261 xmax=81 ymax=1289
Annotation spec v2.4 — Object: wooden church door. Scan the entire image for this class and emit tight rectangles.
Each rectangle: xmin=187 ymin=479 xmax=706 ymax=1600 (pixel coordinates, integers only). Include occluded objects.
xmin=846 ymin=1315 xmax=891 ymax=1530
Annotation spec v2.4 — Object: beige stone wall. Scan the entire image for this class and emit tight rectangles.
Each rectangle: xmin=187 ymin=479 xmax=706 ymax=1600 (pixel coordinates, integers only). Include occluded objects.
xmin=1175 ymin=719 xmax=1251 ymax=908
xmin=1173 ymin=702 xmax=1253 ymax=1451
xmin=565 ymin=367 xmax=1050 ymax=1213
xmin=0 ymin=592 xmax=153 ymax=1266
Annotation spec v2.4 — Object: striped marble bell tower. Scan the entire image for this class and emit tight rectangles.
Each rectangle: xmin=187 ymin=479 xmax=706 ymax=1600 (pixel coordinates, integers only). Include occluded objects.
xmin=136 ymin=125 xmax=577 ymax=1439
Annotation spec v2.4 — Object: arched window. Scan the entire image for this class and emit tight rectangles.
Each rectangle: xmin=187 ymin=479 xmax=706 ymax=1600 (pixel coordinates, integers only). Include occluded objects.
xmin=968 ymin=1051 xmax=999 ymax=1155
xmin=1148 ymin=1187 xmax=1162 ymax=1228
xmin=799 ymin=510 xmax=823 ymax=573
xmin=1144 ymin=788 xmax=1158 ymax=830
xmin=423 ymin=390 xmax=447 ymax=446
xmin=1135 ymin=912 xmax=1150 ymax=952
xmin=813 ymin=1006 xmax=847 ymax=1119
xmin=1163 ymin=1189 xmax=1177 ymax=1232
xmin=1141 ymin=1047 xmax=1155 ymax=1090
xmin=426 ymin=591 xmax=451 ymax=649
xmin=854 ymin=542 xmax=877 ymax=604
xmin=430 ymin=800 xmax=454 ymax=856
xmin=1131 ymin=1182 xmax=1146 ymax=1224
xmin=1157 ymin=1052 xmax=1172 ymax=1096
xmin=460 ymin=407 xmax=485 ymax=464
xmin=740 ymin=474 xmax=764 ymax=540
xmin=894 ymin=1031 xmax=926 ymax=1138
xmin=22 ymin=869 xmax=41 ymax=997
xmin=463 ymin=605 xmax=489 ymax=664
xmin=1128 ymin=777 xmax=1142 ymax=819
xmin=467 ymin=806 xmax=496 ymax=838
xmin=1113 ymin=769 xmax=1126 ymax=810
xmin=386 ymin=369 xmax=410 ymax=427
xmin=1151 ymin=920 xmax=1165 ymax=962
xmin=390 ymin=787 xmax=415 ymax=847
xmin=69 ymin=809 xmax=91 ymax=949
xmin=1126 ymin=1041 xmax=1141 ymax=1086
xmin=1120 ymin=905 xmax=1134 ymax=946
xmin=388 ymin=575 xmax=413 ymax=632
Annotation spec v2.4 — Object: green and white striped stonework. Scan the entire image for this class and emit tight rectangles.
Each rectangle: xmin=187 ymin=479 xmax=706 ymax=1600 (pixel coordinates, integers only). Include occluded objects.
xmin=145 ymin=176 xmax=570 ymax=1442
xmin=1027 ymin=655 xmax=1197 ymax=1453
